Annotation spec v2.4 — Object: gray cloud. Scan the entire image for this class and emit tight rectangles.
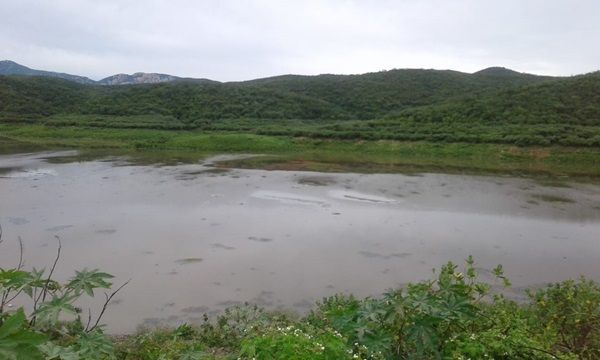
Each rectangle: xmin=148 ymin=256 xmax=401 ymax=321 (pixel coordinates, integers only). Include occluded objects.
xmin=1 ymin=0 xmax=598 ymax=81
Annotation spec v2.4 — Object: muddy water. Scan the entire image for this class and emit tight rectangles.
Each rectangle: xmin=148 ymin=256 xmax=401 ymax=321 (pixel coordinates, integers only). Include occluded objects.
xmin=1 ymin=151 xmax=599 ymax=333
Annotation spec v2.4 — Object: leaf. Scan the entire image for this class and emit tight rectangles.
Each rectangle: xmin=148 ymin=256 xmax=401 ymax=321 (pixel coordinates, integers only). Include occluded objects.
xmin=0 ymin=309 xmax=46 ymax=360
xmin=66 ymin=268 xmax=114 ymax=297
xmin=74 ymin=329 xmax=115 ymax=359
xmin=0 ymin=308 xmax=26 ymax=339
xmin=0 ymin=269 xmax=31 ymax=290
xmin=406 ymin=319 xmax=440 ymax=357
xmin=38 ymin=342 xmax=79 ymax=360
xmin=33 ymin=293 xmax=78 ymax=326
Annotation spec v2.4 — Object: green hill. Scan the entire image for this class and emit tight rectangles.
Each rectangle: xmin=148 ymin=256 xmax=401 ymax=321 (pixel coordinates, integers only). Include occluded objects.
xmin=1 ymin=67 xmax=599 ymax=147
xmin=0 ymin=67 xmax=552 ymax=121
xmin=239 ymin=68 xmax=554 ymax=119
xmin=0 ymin=60 xmax=95 ymax=84
xmin=303 ymin=72 xmax=600 ymax=146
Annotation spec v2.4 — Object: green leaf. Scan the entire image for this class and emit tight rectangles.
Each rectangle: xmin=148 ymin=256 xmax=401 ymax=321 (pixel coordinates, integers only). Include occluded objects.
xmin=66 ymin=268 xmax=114 ymax=297
xmin=0 ymin=308 xmax=26 ymax=339
xmin=0 ymin=269 xmax=31 ymax=290
xmin=0 ymin=309 xmax=46 ymax=360
xmin=38 ymin=342 xmax=79 ymax=360
xmin=33 ymin=293 xmax=78 ymax=326
xmin=74 ymin=329 xmax=115 ymax=360
xmin=406 ymin=319 xmax=440 ymax=357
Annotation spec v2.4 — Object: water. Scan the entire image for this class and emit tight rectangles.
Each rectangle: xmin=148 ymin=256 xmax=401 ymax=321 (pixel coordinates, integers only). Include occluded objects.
xmin=1 ymin=150 xmax=599 ymax=333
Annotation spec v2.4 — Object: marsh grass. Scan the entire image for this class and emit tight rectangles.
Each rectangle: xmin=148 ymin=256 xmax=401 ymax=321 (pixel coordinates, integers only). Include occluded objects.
xmin=2 ymin=124 xmax=600 ymax=180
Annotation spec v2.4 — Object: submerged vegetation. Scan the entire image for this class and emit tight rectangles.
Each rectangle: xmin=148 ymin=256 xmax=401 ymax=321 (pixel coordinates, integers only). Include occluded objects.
xmin=1 ymin=229 xmax=599 ymax=359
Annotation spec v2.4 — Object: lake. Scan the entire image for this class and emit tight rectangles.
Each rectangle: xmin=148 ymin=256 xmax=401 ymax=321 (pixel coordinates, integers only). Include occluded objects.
xmin=1 ymin=150 xmax=599 ymax=333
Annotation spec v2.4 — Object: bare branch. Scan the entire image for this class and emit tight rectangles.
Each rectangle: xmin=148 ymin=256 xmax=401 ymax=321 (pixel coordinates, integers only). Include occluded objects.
xmin=31 ymin=236 xmax=62 ymax=325
xmin=16 ymin=236 xmax=24 ymax=270
xmin=6 ymin=287 xmax=25 ymax=304
xmin=520 ymin=345 xmax=559 ymax=359
xmin=41 ymin=236 xmax=61 ymax=303
xmin=85 ymin=308 xmax=92 ymax=332
xmin=1 ymin=233 xmax=24 ymax=313
xmin=0 ymin=291 xmax=8 ymax=313
xmin=88 ymin=279 xmax=130 ymax=332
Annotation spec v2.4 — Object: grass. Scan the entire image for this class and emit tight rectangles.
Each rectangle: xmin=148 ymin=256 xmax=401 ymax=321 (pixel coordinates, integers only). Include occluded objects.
xmin=1 ymin=124 xmax=600 ymax=179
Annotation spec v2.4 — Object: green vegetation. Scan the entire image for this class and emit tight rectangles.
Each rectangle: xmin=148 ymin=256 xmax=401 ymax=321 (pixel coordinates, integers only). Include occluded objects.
xmin=1 ymin=68 xmax=599 ymax=147
xmin=0 ymin=67 xmax=554 ymax=122
xmin=0 ymin=235 xmax=127 ymax=360
xmin=2 ymin=67 xmax=599 ymax=359
xmin=1 ymin=67 xmax=599 ymax=179
xmin=2 ymin=236 xmax=599 ymax=359
xmin=2 ymin=124 xmax=600 ymax=178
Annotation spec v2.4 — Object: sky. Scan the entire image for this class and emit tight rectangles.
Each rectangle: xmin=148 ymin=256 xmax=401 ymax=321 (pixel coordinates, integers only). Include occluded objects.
xmin=1 ymin=0 xmax=599 ymax=81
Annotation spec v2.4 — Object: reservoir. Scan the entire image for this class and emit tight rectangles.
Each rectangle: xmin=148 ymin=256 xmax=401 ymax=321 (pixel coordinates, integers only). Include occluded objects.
xmin=1 ymin=150 xmax=599 ymax=333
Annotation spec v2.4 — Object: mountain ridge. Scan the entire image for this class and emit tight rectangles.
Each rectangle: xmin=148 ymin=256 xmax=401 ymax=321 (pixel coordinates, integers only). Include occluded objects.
xmin=1 ymin=60 xmax=558 ymax=86
xmin=1 ymin=65 xmax=598 ymax=147
xmin=0 ymin=60 xmax=96 ymax=85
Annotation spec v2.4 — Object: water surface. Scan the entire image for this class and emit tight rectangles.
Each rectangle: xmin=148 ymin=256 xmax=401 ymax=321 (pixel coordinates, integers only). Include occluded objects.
xmin=1 ymin=150 xmax=599 ymax=333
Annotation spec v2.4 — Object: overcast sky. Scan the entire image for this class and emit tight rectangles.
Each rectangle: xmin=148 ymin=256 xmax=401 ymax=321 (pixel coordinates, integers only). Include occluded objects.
xmin=1 ymin=0 xmax=598 ymax=81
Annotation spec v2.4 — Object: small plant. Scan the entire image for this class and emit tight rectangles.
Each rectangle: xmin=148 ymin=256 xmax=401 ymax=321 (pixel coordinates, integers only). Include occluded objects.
xmin=0 ymin=227 xmax=128 ymax=359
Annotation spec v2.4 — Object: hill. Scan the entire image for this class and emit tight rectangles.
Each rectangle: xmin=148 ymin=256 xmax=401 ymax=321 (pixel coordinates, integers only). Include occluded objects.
xmin=0 ymin=67 xmax=554 ymax=121
xmin=0 ymin=60 xmax=95 ymax=85
xmin=0 ymin=60 xmax=186 ymax=85
xmin=307 ymin=72 xmax=600 ymax=146
xmin=0 ymin=65 xmax=598 ymax=147
xmin=239 ymin=68 xmax=554 ymax=119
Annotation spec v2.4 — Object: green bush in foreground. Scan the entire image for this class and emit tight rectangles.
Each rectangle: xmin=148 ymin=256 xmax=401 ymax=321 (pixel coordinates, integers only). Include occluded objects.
xmin=1 ymin=233 xmax=599 ymax=359
xmin=0 ymin=235 xmax=127 ymax=360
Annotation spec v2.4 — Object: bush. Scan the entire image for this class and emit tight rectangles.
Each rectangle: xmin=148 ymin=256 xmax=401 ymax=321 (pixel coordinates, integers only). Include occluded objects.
xmin=529 ymin=278 xmax=600 ymax=359
xmin=239 ymin=325 xmax=353 ymax=360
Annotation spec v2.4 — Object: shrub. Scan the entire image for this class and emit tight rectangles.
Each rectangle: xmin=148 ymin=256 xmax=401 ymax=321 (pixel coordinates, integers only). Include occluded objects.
xmin=239 ymin=325 xmax=352 ymax=360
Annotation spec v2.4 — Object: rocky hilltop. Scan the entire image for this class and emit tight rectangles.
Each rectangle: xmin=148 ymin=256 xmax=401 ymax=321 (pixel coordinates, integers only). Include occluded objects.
xmin=98 ymin=72 xmax=181 ymax=85
xmin=0 ymin=60 xmax=182 ymax=85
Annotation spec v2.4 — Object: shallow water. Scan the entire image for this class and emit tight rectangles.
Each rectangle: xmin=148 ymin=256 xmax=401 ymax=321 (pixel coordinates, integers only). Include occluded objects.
xmin=1 ymin=150 xmax=599 ymax=333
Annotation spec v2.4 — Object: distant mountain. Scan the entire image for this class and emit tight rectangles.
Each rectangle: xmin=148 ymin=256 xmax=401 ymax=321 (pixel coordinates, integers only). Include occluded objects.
xmin=1 ymin=60 xmax=555 ymax=90
xmin=0 ymin=60 xmax=184 ymax=86
xmin=0 ymin=60 xmax=96 ymax=85
xmin=98 ymin=72 xmax=181 ymax=85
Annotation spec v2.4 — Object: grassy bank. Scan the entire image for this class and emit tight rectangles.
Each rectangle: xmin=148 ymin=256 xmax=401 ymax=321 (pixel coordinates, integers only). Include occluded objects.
xmin=1 ymin=124 xmax=599 ymax=178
